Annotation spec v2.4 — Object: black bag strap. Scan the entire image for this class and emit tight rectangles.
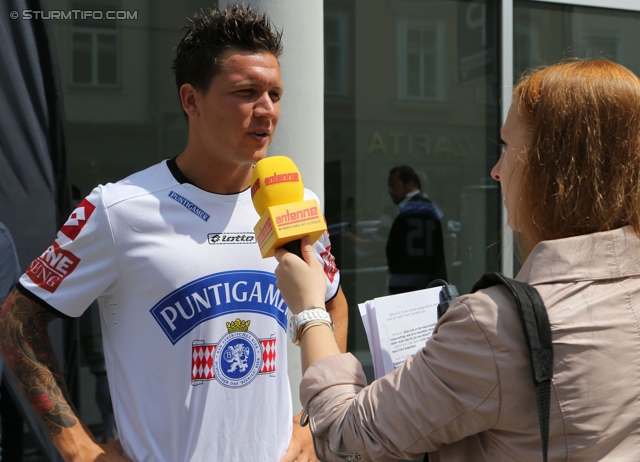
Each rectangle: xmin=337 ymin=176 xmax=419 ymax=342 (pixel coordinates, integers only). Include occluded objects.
xmin=471 ymin=273 xmax=553 ymax=462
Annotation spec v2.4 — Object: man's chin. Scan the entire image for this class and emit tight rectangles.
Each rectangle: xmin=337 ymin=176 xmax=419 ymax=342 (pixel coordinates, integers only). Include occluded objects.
xmin=252 ymin=152 xmax=269 ymax=164
xmin=243 ymin=149 xmax=267 ymax=163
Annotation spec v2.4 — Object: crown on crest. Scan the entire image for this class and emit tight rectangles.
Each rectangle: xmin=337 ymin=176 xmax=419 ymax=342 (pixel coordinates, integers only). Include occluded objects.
xmin=226 ymin=318 xmax=250 ymax=333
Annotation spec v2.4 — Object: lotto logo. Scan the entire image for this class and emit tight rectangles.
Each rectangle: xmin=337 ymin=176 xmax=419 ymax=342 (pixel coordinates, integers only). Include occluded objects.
xmin=26 ymin=242 xmax=80 ymax=293
xmin=60 ymin=199 xmax=96 ymax=240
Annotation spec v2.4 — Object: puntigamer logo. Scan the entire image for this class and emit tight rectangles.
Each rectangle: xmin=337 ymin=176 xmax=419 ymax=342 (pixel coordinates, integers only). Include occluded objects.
xmin=208 ymin=233 xmax=255 ymax=245
xmin=150 ymin=270 xmax=288 ymax=344
xmin=168 ymin=191 xmax=210 ymax=222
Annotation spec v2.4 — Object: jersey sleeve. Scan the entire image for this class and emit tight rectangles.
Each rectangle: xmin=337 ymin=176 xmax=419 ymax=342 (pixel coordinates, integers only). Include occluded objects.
xmin=18 ymin=186 xmax=119 ymax=318
xmin=312 ymin=230 xmax=341 ymax=302
xmin=303 ymin=188 xmax=341 ymax=301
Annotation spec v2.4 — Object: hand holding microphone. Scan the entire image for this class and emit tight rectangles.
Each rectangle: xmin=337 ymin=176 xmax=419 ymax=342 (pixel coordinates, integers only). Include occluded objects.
xmin=250 ymin=156 xmax=327 ymax=258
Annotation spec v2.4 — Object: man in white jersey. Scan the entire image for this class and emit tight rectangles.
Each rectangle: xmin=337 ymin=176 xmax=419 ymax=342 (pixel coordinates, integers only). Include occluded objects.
xmin=0 ymin=5 xmax=348 ymax=461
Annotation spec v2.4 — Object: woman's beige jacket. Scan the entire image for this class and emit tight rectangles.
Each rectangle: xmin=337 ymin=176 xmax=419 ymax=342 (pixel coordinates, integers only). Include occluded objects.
xmin=301 ymin=226 xmax=640 ymax=461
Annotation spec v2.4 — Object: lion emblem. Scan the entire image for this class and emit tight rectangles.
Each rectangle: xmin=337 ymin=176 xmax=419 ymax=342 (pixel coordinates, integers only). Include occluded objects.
xmin=224 ymin=343 xmax=251 ymax=373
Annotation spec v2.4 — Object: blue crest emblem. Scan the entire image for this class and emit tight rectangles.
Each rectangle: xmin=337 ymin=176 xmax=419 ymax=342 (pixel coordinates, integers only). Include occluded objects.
xmin=214 ymin=331 xmax=262 ymax=388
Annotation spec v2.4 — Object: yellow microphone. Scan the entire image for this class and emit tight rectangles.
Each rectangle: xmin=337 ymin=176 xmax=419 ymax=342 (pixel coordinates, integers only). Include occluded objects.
xmin=251 ymin=156 xmax=327 ymax=258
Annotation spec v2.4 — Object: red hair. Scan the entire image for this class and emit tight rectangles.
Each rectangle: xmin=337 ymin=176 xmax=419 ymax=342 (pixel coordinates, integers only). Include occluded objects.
xmin=513 ymin=59 xmax=640 ymax=254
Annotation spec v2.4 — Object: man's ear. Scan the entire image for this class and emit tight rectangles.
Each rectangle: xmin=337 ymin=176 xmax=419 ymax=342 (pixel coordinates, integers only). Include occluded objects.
xmin=179 ymin=83 xmax=199 ymax=119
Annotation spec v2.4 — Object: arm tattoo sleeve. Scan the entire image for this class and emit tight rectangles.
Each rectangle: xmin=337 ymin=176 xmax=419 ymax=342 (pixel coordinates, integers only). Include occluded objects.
xmin=0 ymin=288 xmax=78 ymax=436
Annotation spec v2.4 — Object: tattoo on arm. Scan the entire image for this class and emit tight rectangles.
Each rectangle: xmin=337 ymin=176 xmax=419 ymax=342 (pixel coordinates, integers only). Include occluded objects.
xmin=0 ymin=288 xmax=78 ymax=436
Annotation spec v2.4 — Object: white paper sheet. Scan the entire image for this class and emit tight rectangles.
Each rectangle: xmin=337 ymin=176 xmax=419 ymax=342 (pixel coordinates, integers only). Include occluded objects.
xmin=359 ymin=287 xmax=442 ymax=379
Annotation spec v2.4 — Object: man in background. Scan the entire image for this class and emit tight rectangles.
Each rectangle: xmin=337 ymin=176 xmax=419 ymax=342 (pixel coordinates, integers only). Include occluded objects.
xmin=386 ymin=165 xmax=448 ymax=294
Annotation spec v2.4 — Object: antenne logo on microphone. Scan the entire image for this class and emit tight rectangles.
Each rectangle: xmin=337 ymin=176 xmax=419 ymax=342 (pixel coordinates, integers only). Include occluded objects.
xmin=275 ymin=206 xmax=319 ymax=226
xmin=265 ymin=171 xmax=299 ymax=185
xmin=253 ymin=200 xmax=327 ymax=258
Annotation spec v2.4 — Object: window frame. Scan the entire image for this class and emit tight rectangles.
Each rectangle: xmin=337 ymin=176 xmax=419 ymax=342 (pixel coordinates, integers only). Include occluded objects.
xmin=69 ymin=1 xmax=121 ymax=89
xmin=396 ymin=18 xmax=447 ymax=103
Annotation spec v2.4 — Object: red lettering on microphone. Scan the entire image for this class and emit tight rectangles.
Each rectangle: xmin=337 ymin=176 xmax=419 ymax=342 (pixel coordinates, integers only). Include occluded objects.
xmin=256 ymin=218 xmax=274 ymax=245
xmin=264 ymin=172 xmax=299 ymax=186
xmin=274 ymin=206 xmax=319 ymax=226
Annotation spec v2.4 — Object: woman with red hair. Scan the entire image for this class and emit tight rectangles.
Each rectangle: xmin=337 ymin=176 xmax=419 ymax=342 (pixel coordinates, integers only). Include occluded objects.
xmin=275 ymin=59 xmax=640 ymax=461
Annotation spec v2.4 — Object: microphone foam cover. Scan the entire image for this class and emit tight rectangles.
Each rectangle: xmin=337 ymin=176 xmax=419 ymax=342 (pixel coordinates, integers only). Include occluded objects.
xmin=251 ymin=156 xmax=304 ymax=216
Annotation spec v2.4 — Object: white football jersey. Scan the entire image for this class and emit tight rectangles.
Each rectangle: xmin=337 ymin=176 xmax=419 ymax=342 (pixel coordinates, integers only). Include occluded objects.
xmin=19 ymin=160 xmax=341 ymax=462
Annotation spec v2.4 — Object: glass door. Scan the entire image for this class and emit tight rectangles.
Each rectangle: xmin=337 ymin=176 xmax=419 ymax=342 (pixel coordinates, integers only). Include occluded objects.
xmin=324 ymin=0 xmax=503 ymax=376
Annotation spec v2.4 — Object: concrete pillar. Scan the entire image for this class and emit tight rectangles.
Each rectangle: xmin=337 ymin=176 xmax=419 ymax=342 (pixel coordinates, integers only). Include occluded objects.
xmin=219 ymin=0 xmax=324 ymax=414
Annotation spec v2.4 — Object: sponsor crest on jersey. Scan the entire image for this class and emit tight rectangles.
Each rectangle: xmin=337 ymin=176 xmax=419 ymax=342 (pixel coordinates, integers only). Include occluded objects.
xmin=60 ymin=199 xmax=96 ymax=241
xmin=150 ymin=270 xmax=288 ymax=344
xmin=26 ymin=242 xmax=81 ymax=293
xmin=321 ymin=245 xmax=338 ymax=283
xmin=207 ymin=232 xmax=256 ymax=245
xmin=191 ymin=319 xmax=277 ymax=388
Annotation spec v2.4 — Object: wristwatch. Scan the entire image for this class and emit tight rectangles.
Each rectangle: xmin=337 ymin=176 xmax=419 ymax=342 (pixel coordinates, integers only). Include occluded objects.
xmin=288 ymin=307 xmax=334 ymax=345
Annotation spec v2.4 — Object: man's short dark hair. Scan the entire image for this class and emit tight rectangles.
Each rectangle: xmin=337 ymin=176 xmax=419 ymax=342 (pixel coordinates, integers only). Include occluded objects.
xmin=172 ymin=4 xmax=283 ymax=97
xmin=389 ymin=165 xmax=422 ymax=190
